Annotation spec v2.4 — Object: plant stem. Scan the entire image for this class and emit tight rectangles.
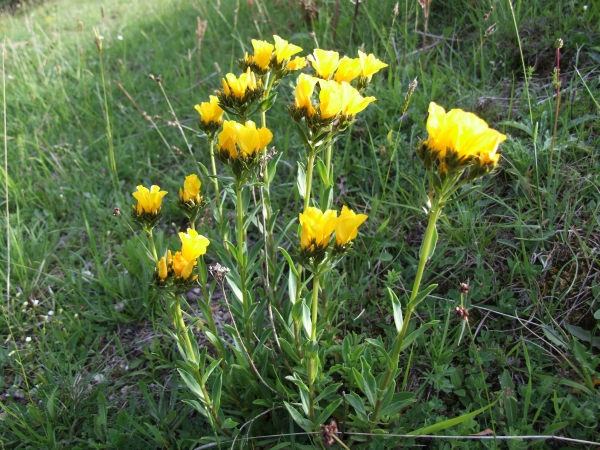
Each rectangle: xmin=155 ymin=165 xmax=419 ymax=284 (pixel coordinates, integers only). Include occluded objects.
xmin=372 ymin=200 xmax=442 ymax=420
xmin=304 ymin=152 xmax=316 ymax=210
xmin=147 ymin=229 xmax=158 ymax=263
xmin=308 ymin=271 xmax=320 ymax=422
xmin=208 ymin=138 xmax=223 ymax=222
xmin=174 ymin=295 xmax=196 ymax=363
xmin=236 ymin=185 xmax=251 ymax=341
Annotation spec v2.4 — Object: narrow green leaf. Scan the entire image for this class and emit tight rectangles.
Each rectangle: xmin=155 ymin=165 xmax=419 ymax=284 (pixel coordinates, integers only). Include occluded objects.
xmin=316 ymin=398 xmax=343 ymax=426
xmin=388 ymin=288 xmax=403 ymax=332
xmin=284 ymin=401 xmax=314 ymax=432
xmin=408 ymin=283 xmax=438 ymax=310
xmin=302 ymin=301 xmax=312 ymax=338
xmin=400 ymin=321 xmax=438 ymax=352
xmin=279 ymin=247 xmax=299 ymax=278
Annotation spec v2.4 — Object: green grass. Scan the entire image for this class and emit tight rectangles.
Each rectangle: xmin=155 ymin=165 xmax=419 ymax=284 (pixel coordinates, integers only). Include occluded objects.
xmin=1 ymin=0 xmax=600 ymax=448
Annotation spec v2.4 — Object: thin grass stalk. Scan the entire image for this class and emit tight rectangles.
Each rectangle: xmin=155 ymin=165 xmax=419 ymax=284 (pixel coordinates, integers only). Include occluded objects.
xmin=3 ymin=39 xmax=9 ymax=308
xmin=549 ymin=39 xmax=563 ymax=181
xmin=236 ymin=184 xmax=251 ymax=341
xmin=208 ymin=137 xmax=223 ymax=223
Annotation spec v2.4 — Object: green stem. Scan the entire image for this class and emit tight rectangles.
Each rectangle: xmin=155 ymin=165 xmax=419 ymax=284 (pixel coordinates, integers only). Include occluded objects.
xmin=308 ymin=271 xmax=320 ymax=422
xmin=147 ymin=229 xmax=158 ymax=263
xmin=174 ymin=295 xmax=196 ymax=363
xmin=372 ymin=200 xmax=442 ymax=420
xmin=236 ymin=185 xmax=251 ymax=341
xmin=324 ymin=143 xmax=333 ymax=188
xmin=304 ymin=152 xmax=316 ymax=210
xmin=209 ymin=138 xmax=223 ymax=224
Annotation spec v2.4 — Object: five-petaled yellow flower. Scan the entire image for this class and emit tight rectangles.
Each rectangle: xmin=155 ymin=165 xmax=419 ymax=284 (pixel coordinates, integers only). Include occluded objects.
xmin=335 ymin=206 xmax=368 ymax=247
xmin=334 ymin=57 xmax=362 ymax=83
xmin=251 ymin=39 xmax=275 ymax=70
xmin=340 ymin=82 xmax=376 ymax=117
xmin=358 ymin=50 xmax=388 ymax=79
xmin=179 ymin=228 xmax=210 ymax=262
xmin=274 ymin=35 xmax=303 ymax=64
xmin=221 ymin=68 xmax=259 ymax=99
xmin=308 ymin=49 xmax=340 ymax=80
xmin=132 ymin=185 xmax=168 ymax=216
xmin=318 ymin=80 xmax=343 ymax=119
xmin=195 ymin=96 xmax=224 ymax=125
xmin=299 ymin=207 xmax=338 ymax=254
xmin=179 ymin=174 xmax=202 ymax=203
xmin=425 ymin=102 xmax=506 ymax=164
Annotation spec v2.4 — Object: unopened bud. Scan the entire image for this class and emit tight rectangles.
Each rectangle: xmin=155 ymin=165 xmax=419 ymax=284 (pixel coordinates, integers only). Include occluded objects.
xmin=555 ymin=38 xmax=563 ymax=49
xmin=459 ymin=283 xmax=471 ymax=294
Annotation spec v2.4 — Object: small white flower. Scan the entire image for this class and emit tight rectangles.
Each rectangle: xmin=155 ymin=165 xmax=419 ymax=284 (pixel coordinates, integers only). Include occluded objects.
xmin=583 ymin=4 xmax=588 ymax=10
xmin=47 ymin=310 xmax=54 ymax=316
xmin=58 ymin=308 xmax=63 ymax=314
xmin=99 ymin=35 xmax=104 ymax=40
xmin=8 ymin=350 xmax=16 ymax=356
xmin=25 ymin=336 xmax=31 ymax=342
xmin=74 ymin=313 xmax=79 ymax=319
xmin=32 ymin=299 xmax=40 ymax=307
xmin=117 ymin=35 xmax=123 ymax=40
xmin=22 ymin=301 xmax=28 ymax=307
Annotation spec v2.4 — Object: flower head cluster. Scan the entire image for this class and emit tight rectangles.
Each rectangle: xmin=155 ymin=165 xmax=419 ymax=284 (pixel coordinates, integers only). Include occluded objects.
xmin=195 ymin=96 xmax=224 ymax=136
xmin=419 ymin=102 xmax=506 ymax=177
xmin=308 ymin=49 xmax=387 ymax=90
xmin=218 ymin=68 xmax=264 ymax=116
xmin=240 ymin=35 xmax=304 ymax=76
xmin=299 ymin=205 xmax=367 ymax=265
xmin=176 ymin=174 xmax=207 ymax=222
xmin=216 ymin=120 xmax=273 ymax=179
xmin=132 ymin=184 xmax=168 ymax=230
xmin=156 ymin=229 xmax=210 ymax=285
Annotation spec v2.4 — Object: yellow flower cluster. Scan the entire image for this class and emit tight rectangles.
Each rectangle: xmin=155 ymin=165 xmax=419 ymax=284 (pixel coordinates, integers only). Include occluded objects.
xmin=221 ymin=68 xmax=261 ymax=100
xmin=132 ymin=185 xmax=168 ymax=216
xmin=157 ymin=229 xmax=210 ymax=282
xmin=241 ymin=35 xmax=305 ymax=74
xmin=422 ymin=102 xmax=506 ymax=173
xmin=308 ymin=49 xmax=387 ymax=84
xmin=299 ymin=205 xmax=368 ymax=258
xmin=217 ymin=120 xmax=273 ymax=161
xmin=195 ymin=96 xmax=224 ymax=136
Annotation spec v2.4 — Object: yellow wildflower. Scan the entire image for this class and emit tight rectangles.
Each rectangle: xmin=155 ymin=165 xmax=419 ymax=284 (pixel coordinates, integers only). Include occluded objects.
xmin=132 ymin=185 xmax=168 ymax=216
xmin=251 ymin=39 xmax=275 ymax=70
xmin=358 ymin=50 xmax=388 ymax=78
xmin=179 ymin=228 xmax=210 ymax=262
xmin=287 ymin=56 xmax=307 ymax=71
xmin=308 ymin=49 xmax=340 ymax=80
xmin=194 ymin=96 xmax=224 ymax=125
xmin=274 ymin=35 xmax=303 ymax=64
xmin=171 ymin=251 xmax=196 ymax=280
xmin=334 ymin=57 xmax=362 ymax=83
xmin=335 ymin=205 xmax=368 ymax=247
xmin=299 ymin=207 xmax=338 ymax=254
xmin=234 ymin=121 xmax=273 ymax=159
xmin=425 ymin=102 xmax=506 ymax=162
xmin=221 ymin=69 xmax=258 ymax=99
xmin=340 ymin=82 xmax=376 ymax=117
xmin=294 ymin=73 xmax=318 ymax=113
xmin=318 ymin=80 xmax=343 ymax=119
xmin=157 ymin=256 xmax=168 ymax=281
xmin=179 ymin=174 xmax=202 ymax=203
xmin=217 ymin=120 xmax=240 ymax=160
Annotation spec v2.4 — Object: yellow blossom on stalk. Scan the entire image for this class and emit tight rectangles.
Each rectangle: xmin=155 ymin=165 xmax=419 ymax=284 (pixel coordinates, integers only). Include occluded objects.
xmin=334 ymin=57 xmax=362 ymax=83
xmin=218 ymin=120 xmax=240 ymax=159
xmin=132 ymin=185 xmax=168 ymax=216
xmin=340 ymin=82 xmax=376 ymax=117
xmin=335 ymin=206 xmax=368 ymax=247
xmin=194 ymin=96 xmax=224 ymax=125
xmin=308 ymin=49 xmax=340 ymax=80
xmin=294 ymin=73 xmax=318 ymax=113
xmin=251 ymin=39 xmax=275 ymax=70
xmin=179 ymin=228 xmax=210 ymax=262
xmin=179 ymin=174 xmax=202 ymax=203
xmin=221 ymin=68 xmax=258 ymax=99
xmin=318 ymin=80 xmax=343 ymax=119
xmin=234 ymin=121 xmax=273 ymax=159
xmin=358 ymin=50 xmax=388 ymax=78
xmin=299 ymin=207 xmax=338 ymax=254
xmin=287 ymin=56 xmax=307 ymax=71
xmin=274 ymin=35 xmax=303 ymax=64
xmin=425 ymin=102 xmax=506 ymax=164
xmin=171 ymin=251 xmax=196 ymax=280
xmin=157 ymin=256 xmax=168 ymax=281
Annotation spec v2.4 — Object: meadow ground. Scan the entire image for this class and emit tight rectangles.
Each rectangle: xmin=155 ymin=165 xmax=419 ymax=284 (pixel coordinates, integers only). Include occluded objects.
xmin=0 ymin=0 xmax=599 ymax=448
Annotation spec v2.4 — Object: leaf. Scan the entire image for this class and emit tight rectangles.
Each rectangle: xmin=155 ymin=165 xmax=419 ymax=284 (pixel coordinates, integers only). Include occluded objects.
xmin=316 ymin=398 xmax=343 ymax=426
xmin=316 ymin=158 xmax=328 ymax=185
xmin=500 ymin=370 xmax=517 ymax=427
xmin=400 ymin=320 xmax=438 ymax=352
xmin=388 ymin=288 xmax=403 ymax=332
xmin=284 ymin=401 xmax=314 ymax=432
xmin=361 ymin=357 xmax=377 ymax=407
xmin=177 ymin=369 xmax=205 ymax=402
xmin=419 ymin=225 xmax=438 ymax=260
xmin=379 ymin=392 xmax=415 ymax=418
xmin=315 ymin=383 xmax=343 ymax=403
xmin=409 ymin=397 xmax=499 ymax=435
xmin=365 ymin=338 xmax=392 ymax=366
xmin=499 ymin=120 xmax=534 ymax=137
xmin=212 ymin=372 xmax=222 ymax=413
xmin=297 ymin=162 xmax=306 ymax=200
xmin=201 ymin=359 xmax=222 ymax=385
xmin=279 ymin=247 xmax=299 ymax=278
xmin=408 ymin=283 xmax=438 ymax=310
xmin=345 ymin=392 xmax=367 ymax=421
xmin=302 ymin=301 xmax=312 ymax=338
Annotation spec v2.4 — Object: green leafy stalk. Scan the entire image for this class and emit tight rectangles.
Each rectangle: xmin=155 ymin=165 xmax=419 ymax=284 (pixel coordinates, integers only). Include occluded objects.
xmin=208 ymin=137 xmax=223 ymax=224
xmin=308 ymin=270 xmax=320 ymax=422
xmin=236 ymin=184 xmax=251 ymax=341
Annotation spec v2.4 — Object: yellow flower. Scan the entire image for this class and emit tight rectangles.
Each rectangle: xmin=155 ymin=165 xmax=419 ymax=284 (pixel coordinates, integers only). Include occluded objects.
xmin=299 ymin=207 xmax=338 ymax=253
xmin=335 ymin=205 xmax=368 ymax=246
xmin=217 ymin=120 xmax=240 ymax=159
xmin=425 ymin=102 xmax=507 ymax=161
xmin=334 ymin=57 xmax=361 ymax=83
xmin=234 ymin=121 xmax=273 ymax=159
xmin=294 ymin=73 xmax=318 ymax=113
xmin=308 ymin=49 xmax=340 ymax=79
xmin=221 ymin=69 xmax=258 ymax=99
xmin=132 ymin=185 xmax=168 ymax=216
xmin=194 ymin=96 xmax=224 ymax=125
xmin=340 ymin=82 xmax=376 ymax=117
xmin=318 ymin=80 xmax=343 ymax=119
xmin=287 ymin=56 xmax=307 ymax=71
xmin=251 ymin=39 xmax=275 ymax=70
xmin=179 ymin=228 xmax=210 ymax=262
xmin=157 ymin=256 xmax=168 ymax=281
xmin=358 ymin=50 xmax=388 ymax=78
xmin=274 ymin=35 xmax=303 ymax=64
xmin=171 ymin=251 xmax=196 ymax=280
xmin=179 ymin=174 xmax=202 ymax=203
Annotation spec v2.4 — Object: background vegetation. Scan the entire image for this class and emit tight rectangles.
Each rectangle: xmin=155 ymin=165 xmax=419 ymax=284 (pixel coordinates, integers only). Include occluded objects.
xmin=0 ymin=0 xmax=599 ymax=448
